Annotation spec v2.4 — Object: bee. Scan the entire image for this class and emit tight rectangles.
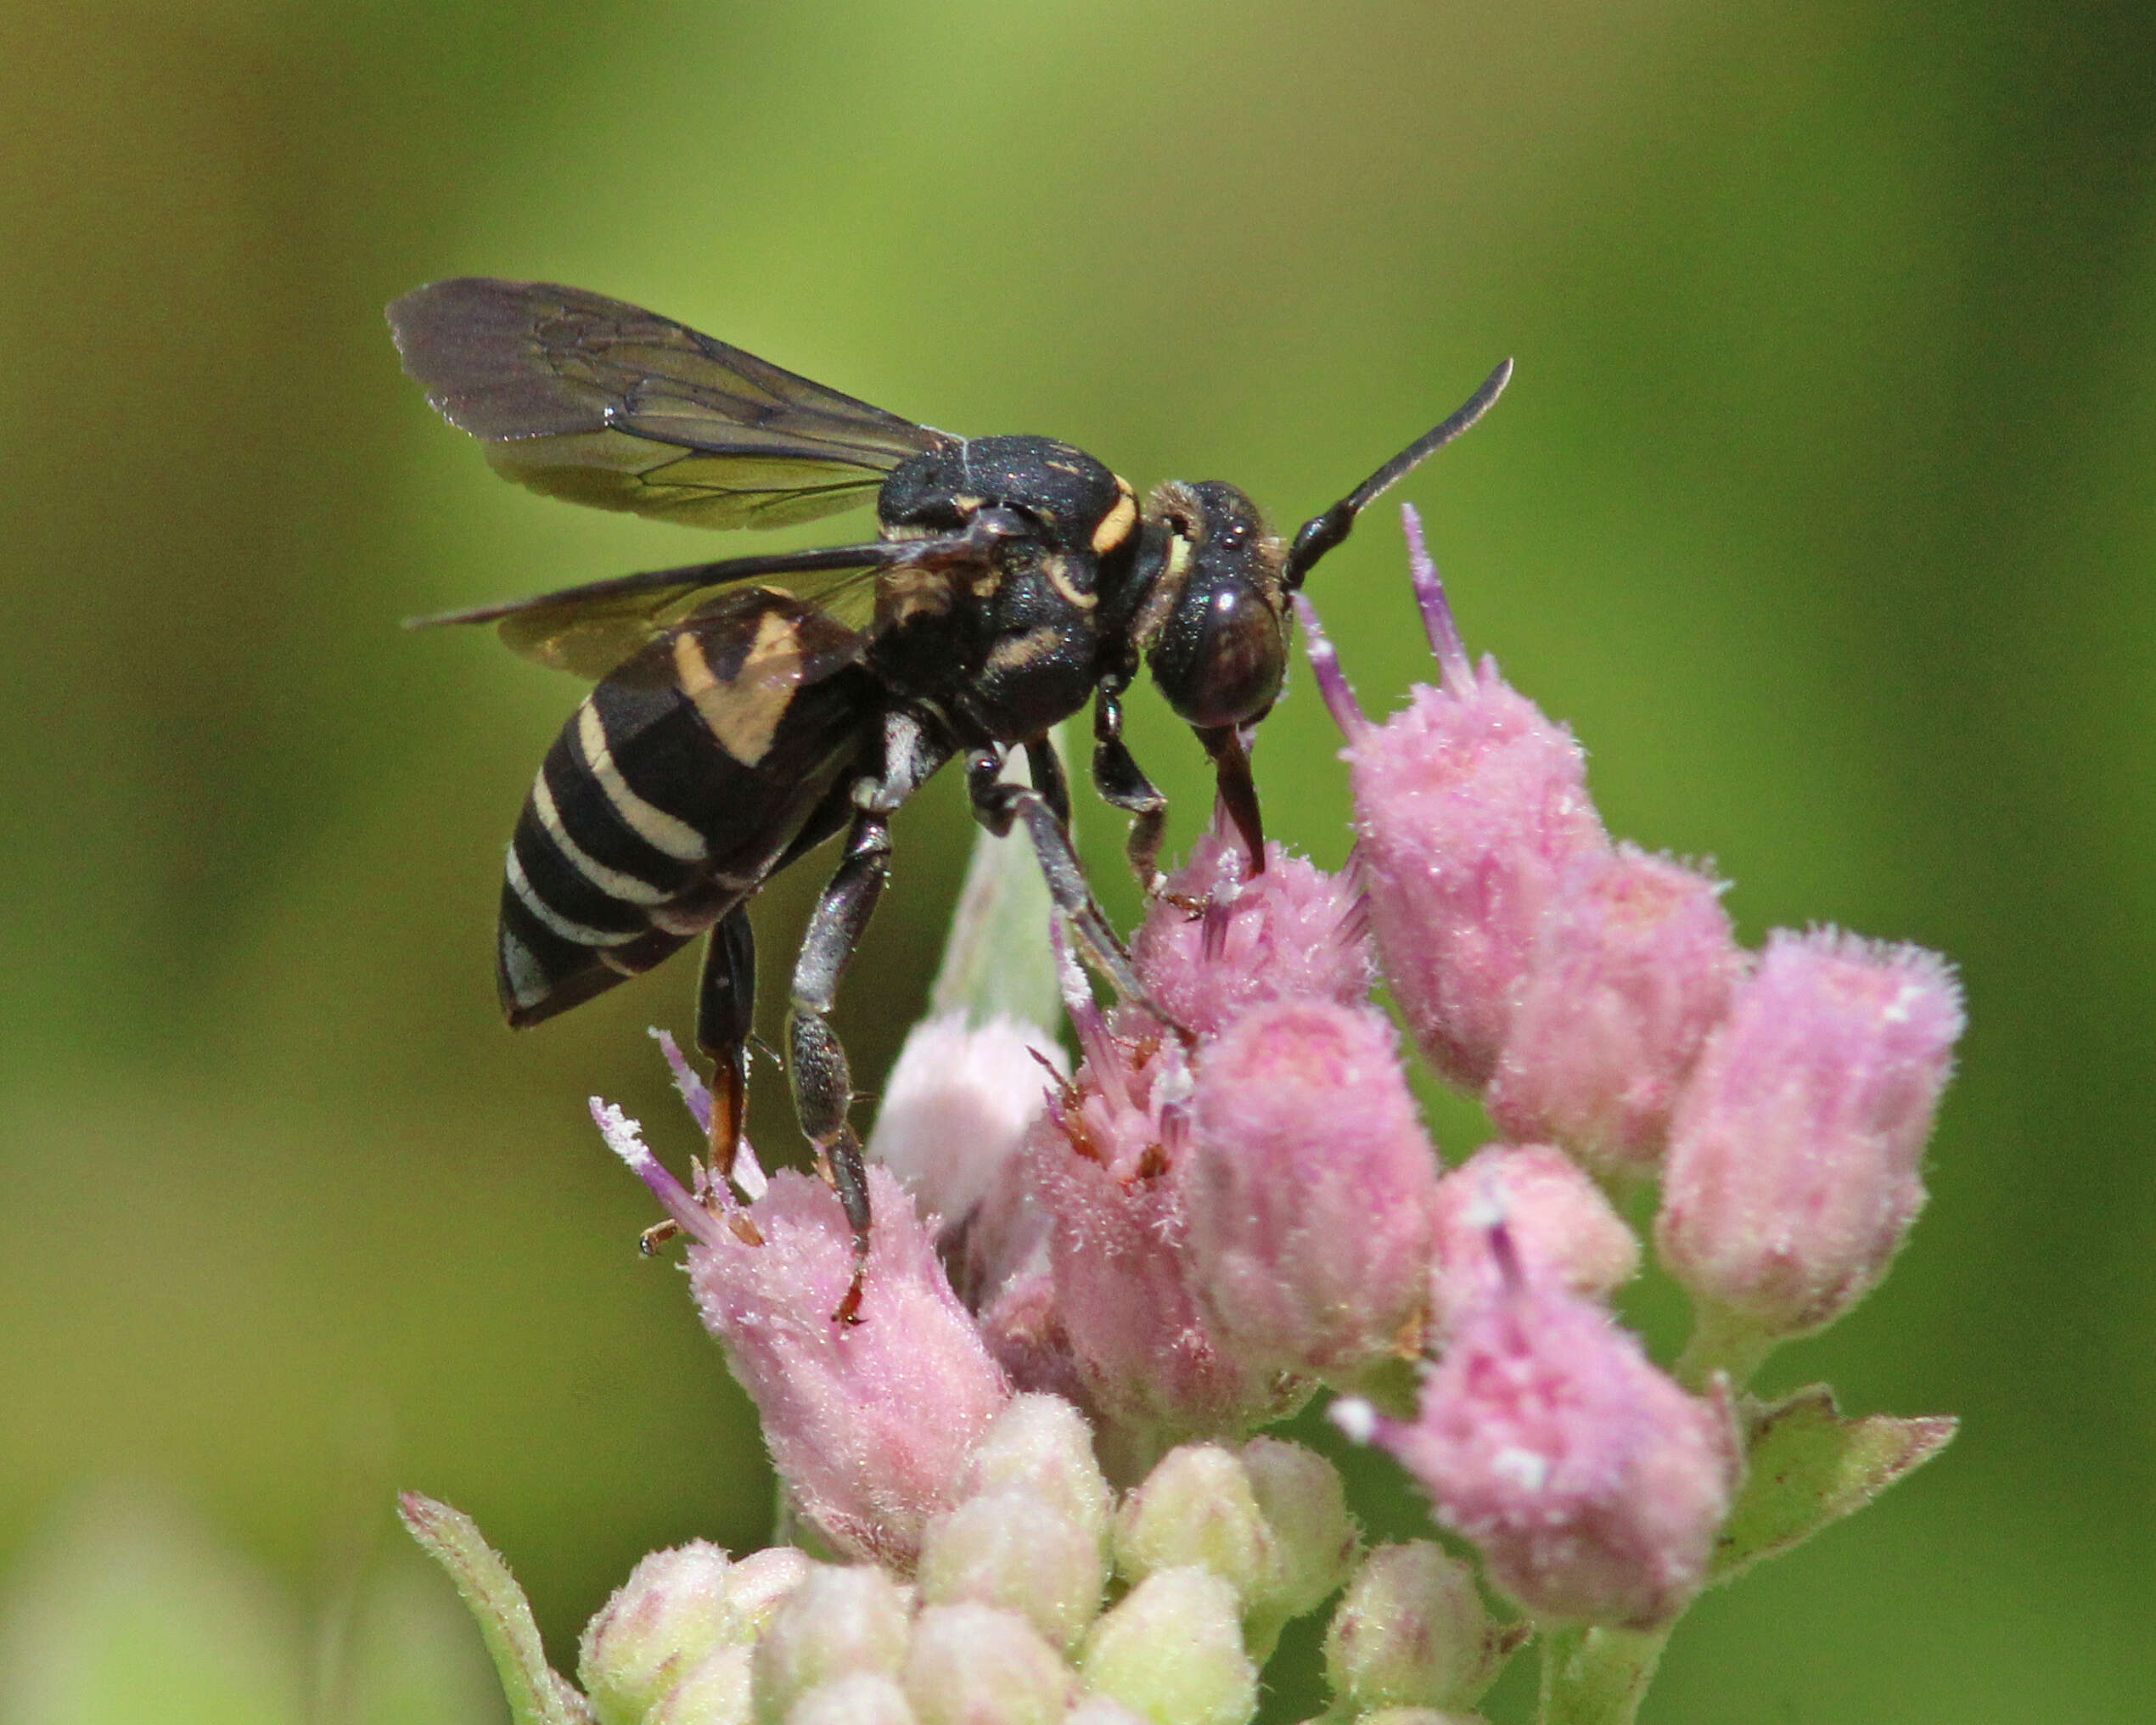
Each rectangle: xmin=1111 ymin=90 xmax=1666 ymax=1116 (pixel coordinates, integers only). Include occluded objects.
xmin=390 ymin=278 xmax=1508 ymax=1318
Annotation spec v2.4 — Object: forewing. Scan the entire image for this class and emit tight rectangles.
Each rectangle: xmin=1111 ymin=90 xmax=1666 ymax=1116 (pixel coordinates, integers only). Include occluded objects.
xmin=403 ymin=536 xmax=980 ymax=680
xmin=388 ymin=278 xmax=951 ymax=528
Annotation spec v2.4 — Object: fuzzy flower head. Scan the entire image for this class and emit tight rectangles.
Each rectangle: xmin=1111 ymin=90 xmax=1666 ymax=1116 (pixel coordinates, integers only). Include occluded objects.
xmin=1026 ymin=1008 xmax=1296 ymax=1474
xmin=1130 ymin=823 xmax=1373 ymax=1039
xmin=1427 ymin=1143 xmax=1640 ymax=1341
xmin=1181 ymin=997 xmax=1440 ymax=1384
xmin=1298 ymin=508 xmax=1610 ymax=1089
xmin=415 ymin=497 xmax=1971 ymax=1725
xmin=1342 ymin=1235 xmax=1739 ymax=1628
xmin=1485 ymin=843 xmax=1745 ymax=1178
xmin=1657 ymin=928 xmax=1964 ymax=1338
xmin=594 ymin=1090 xmax=1015 ymax=1571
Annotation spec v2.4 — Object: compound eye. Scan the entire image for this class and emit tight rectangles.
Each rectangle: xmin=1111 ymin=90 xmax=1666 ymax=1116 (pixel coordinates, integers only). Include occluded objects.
xmin=1154 ymin=581 xmax=1286 ymax=728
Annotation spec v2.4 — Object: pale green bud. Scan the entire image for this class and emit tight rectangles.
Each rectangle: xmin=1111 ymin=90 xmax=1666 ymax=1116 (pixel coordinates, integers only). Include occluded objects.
xmin=718 ymin=1547 xmax=811 ymax=1643
xmin=916 ymin=1491 xmax=1105 ymax=1652
xmin=783 ymin=1672 xmax=916 ymax=1725
xmin=1080 ymin=1566 xmax=1257 ymax=1725
xmin=1112 ymin=1446 xmax=1272 ymax=1600
xmin=1238 ymin=1437 xmax=1361 ymax=1642
xmin=1324 ymin=1543 xmax=1510 ymax=1712
xmin=1064 ymin=1700 xmax=1152 ymax=1725
xmin=753 ymin=1565 xmax=911 ymax=1725
xmin=957 ymin=1394 xmax=1114 ymax=1543
xmin=578 ymin=1541 xmax=733 ymax=1725
xmin=1356 ymin=1711 xmax=1489 ymax=1725
xmin=902 ymin=1603 xmax=1073 ymax=1725
xmin=648 ymin=1644 xmax=753 ymax=1725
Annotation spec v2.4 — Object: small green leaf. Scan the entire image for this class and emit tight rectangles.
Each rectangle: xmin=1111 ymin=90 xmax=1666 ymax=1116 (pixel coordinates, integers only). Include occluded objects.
xmin=1709 ymin=1385 xmax=1957 ymax=1585
xmin=397 ymin=1495 xmax=586 ymax=1725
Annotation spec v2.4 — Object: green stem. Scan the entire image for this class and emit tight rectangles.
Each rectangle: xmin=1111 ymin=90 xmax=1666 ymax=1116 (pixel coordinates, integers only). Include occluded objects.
xmin=1673 ymin=1299 xmax=1775 ymax=1395
xmin=1537 ymin=1624 xmax=1670 ymax=1725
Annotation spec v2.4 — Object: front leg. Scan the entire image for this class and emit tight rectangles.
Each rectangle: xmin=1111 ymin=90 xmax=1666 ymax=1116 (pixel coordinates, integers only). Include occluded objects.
xmin=1194 ymin=722 xmax=1266 ymax=877
xmin=966 ymin=746 xmax=1152 ymax=1009
xmin=1091 ymin=687 xmax=1171 ymax=891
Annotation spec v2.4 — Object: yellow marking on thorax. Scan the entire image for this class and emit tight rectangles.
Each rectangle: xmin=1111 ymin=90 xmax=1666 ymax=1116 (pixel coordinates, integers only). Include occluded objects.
xmin=985 ymin=624 xmax=1064 ymax=676
xmin=1092 ymin=481 xmax=1138 ymax=555
xmin=675 ymin=610 xmax=804 ymax=767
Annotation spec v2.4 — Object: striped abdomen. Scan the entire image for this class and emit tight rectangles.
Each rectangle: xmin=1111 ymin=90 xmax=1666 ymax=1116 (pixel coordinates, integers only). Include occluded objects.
xmin=497 ymin=588 xmax=875 ymax=1027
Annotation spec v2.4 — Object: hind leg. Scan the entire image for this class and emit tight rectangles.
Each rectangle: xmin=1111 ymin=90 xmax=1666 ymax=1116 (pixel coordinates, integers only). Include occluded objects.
xmin=693 ymin=905 xmax=757 ymax=1187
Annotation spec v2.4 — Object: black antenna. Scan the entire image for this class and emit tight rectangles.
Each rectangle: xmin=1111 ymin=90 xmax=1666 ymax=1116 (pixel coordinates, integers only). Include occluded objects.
xmin=1283 ymin=357 xmax=1513 ymax=593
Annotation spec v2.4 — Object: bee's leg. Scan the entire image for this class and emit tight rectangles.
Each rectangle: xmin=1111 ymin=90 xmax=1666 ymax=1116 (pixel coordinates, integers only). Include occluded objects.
xmin=1194 ymin=723 xmax=1266 ymax=876
xmin=965 ymin=747 xmax=1152 ymax=1010
xmin=787 ymin=709 xmax=951 ymax=1324
xmin=693 ymin=906 xmax=757 ymax=1190
xmin=1091 ymin=687 xmax=1170 ymax=892
xmin=1022 ymin=735 xmax=1073 ymax=831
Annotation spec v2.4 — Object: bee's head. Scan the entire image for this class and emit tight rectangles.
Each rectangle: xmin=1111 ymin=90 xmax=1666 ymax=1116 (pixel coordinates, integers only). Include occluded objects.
xmin=1133 ymin=480 xmax=1289 ymax=729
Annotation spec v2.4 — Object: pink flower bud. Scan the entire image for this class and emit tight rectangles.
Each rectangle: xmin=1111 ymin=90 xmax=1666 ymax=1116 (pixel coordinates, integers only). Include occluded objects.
xmin=1428 ymin=1145 xmax=1639 ymax=1340
xmin=688 ymin=1168 xmax=1011 ymax=1568
xmin=1485 ymin=846 xmax=1744 ymax=1177
xmin=1026 ymin=1021 xmax=1293 ymax=1475
xmin=1131 ymin=827 xmax=1373 ymax=1040
xmin=1657 ymin=930 xmax=1964 ymax=1338
xmin=1304 ymin=528 xmax=1609 ymax=1088
xmin=918 ymin=1491 xmax=1104 ymax=1655
xmin=867 ymin=1012 xmax=1064 ymax=1230
xmin=1182 ymin=999 xmax=1440 ymax=1379
xmin=1346 ymin=1252 xmax=1738 ymax=1627
xmin=867 ymin=1011 xmax=1065 ymax=1304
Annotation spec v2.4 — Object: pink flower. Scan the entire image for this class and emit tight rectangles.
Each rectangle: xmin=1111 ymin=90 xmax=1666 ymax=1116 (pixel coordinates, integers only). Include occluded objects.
xmin=1657 ymin=929 xmax=1964 ymax=1337
xmin=1130 ymin=825 xmax=1372 ymax=1040
xmin=686 ymin=1166 xmax=1012 ymax=1569
xmin=1026 ymin=1016 xmax=1294 ymax=1476
xmin=1300 ymin=509 xmax=1609 ymax=1089
xmin=1345 ymin=1245 xmax=1738 ymax=1628
xmin=1485 ymin=845 xmax=1744 ymax=1178
xmin=1427 ymin=1144 xmax=1639 ymax=1340
xmin=1181 ymin=998 xmax=1440 ymax=1381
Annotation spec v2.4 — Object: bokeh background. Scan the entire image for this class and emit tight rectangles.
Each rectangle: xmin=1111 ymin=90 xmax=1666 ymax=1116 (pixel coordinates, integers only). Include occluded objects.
xmin=3 ymin=3 xmax=2151 ymax=1720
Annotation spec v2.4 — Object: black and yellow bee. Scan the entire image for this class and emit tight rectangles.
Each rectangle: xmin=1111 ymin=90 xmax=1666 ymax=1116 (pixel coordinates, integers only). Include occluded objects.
xmin=390 ymin=278 xmax=1507 ymax=1317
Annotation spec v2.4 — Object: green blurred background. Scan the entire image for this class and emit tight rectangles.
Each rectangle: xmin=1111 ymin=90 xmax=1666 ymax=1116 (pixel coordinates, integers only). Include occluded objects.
xmin=2 ymin=2 xmax=2150 ymax=1720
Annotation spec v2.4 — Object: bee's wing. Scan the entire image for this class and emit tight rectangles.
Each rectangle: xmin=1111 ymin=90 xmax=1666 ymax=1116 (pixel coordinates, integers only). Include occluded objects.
xmin=407 ymin=534 xmax=985 ymax=682
xmin=388 ymin=278 xmax=952 ymax=529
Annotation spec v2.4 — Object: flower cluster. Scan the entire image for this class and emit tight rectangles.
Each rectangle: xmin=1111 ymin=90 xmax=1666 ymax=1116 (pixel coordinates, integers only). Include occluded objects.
xmin=521 ymin=1399 xmax=1513 ymax=1725
xmin=417 ymin=508 xmax=1962 ymax=1725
